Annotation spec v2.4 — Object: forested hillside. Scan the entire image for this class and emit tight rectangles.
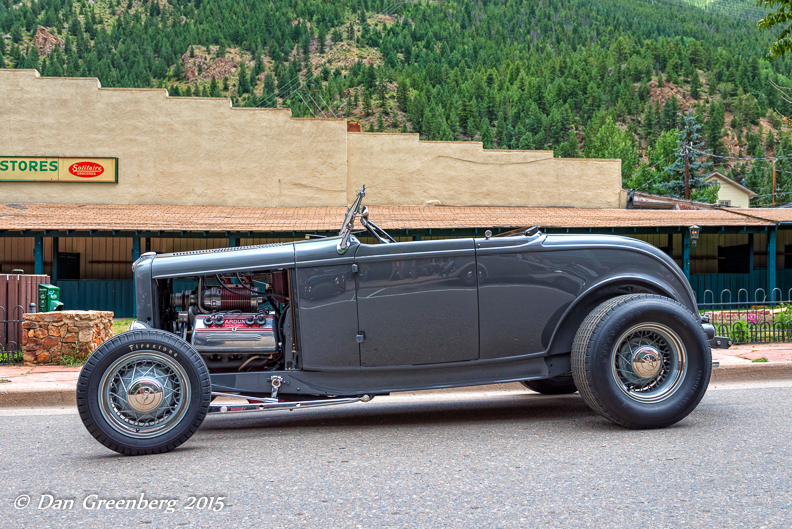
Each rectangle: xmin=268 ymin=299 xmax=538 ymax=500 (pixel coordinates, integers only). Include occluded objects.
xmin=3 ymin=0 xmax=792 ymax=204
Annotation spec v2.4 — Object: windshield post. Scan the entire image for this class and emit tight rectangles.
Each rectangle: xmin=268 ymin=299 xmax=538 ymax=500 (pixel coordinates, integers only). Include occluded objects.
xmin=337 ymin=185 xmax=366 ymax=254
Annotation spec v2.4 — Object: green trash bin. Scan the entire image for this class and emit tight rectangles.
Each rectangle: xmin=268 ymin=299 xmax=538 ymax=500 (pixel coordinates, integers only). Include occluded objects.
xmin=38 ymin=284 xmax=64 ymax=313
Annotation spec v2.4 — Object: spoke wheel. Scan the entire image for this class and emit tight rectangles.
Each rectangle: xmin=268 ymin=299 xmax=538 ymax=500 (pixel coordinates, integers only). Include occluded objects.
xmin=77 ymin=329 xmax=211 ymax=455
xmin=611 ymin=324 xmax=687 ymax=403
xmin=571 ymin=294 xmax=711 ymax=429
xmin=99 ymin=352 xmax=190 ymax=439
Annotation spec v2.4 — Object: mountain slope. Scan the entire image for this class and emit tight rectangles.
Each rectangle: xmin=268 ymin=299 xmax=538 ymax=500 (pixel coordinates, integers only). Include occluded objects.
xmin=2 ymin=0 xmax=792 ymax=204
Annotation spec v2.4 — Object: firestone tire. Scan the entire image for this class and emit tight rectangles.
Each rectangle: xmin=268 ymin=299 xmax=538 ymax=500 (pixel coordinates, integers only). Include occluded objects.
xmin=520 ymin=375 xmax=577 ymax=395
xmin=571 ymin=294 xmax=711 ymax=429
xmin=77 ymin=329 xmax=211 ymax=455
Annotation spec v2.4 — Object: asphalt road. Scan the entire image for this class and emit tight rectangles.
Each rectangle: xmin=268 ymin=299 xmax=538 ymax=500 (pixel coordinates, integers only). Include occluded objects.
xmin=1 ymin=381 xmax=791 ymax=528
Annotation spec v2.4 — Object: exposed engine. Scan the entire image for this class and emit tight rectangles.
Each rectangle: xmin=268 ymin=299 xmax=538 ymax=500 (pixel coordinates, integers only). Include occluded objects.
xmin=165 ymin=271 xmax=290 ymax=372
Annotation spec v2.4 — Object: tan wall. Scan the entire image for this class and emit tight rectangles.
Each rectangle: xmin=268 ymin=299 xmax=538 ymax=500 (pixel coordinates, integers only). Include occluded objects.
xmin=0 ymin=70 xmax=348 ymax=207
xmin=1 ymin=70 xmax=622 ymax=208
xmin=347 ymin=133 xmax=623 ymax=207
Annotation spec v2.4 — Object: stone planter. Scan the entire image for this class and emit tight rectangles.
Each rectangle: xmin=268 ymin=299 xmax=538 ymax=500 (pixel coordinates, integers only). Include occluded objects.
xmin=21 ymin=311 xmax=114 ymax=365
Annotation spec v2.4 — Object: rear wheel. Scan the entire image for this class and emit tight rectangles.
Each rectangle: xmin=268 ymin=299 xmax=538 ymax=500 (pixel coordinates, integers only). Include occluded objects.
xmin=77 ymin=329 xmax=211 ymax=455
xmin=572 ymin=294 xmax=711 ymax=429
xmin=520 ymin=375 xmax=577 ymax=395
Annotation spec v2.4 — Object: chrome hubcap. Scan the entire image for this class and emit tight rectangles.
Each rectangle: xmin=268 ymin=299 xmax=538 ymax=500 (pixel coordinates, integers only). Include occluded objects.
xmin=632 ymin=346 xmax=662 ymax=378
xmin=127 ymin=377 xmax=164 ymax=413
xmin=99 ymin=352 xmax=190 ymax=439
xmin=611 ymin=323 xmax=687 ymax=403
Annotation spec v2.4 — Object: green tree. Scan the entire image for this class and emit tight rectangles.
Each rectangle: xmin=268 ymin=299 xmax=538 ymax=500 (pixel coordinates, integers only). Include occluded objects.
xmin=362 ymin=88 xmax=372 ymax=115
xmin=209 ymin=76 xmax=220 ymax=97
xmin=480 ymin=117 xmax=493 ymax=148
xmin=625 ymin=128 xmax=679 ymax=193
xmin=656 ymin=110 xmax=715 ymax=200
xmin=705 ymin=101 xmax=727 ymax=157
xmin=590 ymin=117 xmax=639 ymax=182
xmin=758 ymin=0 xmax=792 ymax=58
xmin=237 ymin=64 xmax=250 ymax=94
xmin=690 ymin=71 xmax=701 ymax=100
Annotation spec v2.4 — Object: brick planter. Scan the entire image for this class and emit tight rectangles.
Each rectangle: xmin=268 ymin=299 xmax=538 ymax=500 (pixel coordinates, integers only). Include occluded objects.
xmin=21 ymin=311 xmax=114 ymax=365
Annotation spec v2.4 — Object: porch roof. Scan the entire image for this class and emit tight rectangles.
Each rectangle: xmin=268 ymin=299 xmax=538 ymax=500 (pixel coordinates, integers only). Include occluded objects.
xmin=0 ymin=203 xmax=779 ymax=234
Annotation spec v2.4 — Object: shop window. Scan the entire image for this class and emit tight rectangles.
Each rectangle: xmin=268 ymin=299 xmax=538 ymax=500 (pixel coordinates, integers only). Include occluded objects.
xmin=718 ymin=244 xmax=749 ymax=274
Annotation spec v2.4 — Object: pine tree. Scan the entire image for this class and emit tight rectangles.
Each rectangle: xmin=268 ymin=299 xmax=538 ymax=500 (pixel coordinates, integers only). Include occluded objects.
xmin=376 ymin=110 xmax=385 ymax=132
xmin=690 ymin=71 xmax=701 ymax=100
xmin=657 ymin=110 xmax=715 ymax=200
xmin=660 ymin=96 xmax=680 ymax=132
xmin=209 ymin=76 xmax=220 ymax=97
xmin=518 ymin=132 xmax=534 ymax=150
xmin=362 ymin=89 xmax=372 ymax=115
xmin=238 ymin=63 xmax=250 ymax=94
xmin=480 ymin=117 xmax=493 ymax=148
xmin=705 ymin=101 xmax=726 ymax=157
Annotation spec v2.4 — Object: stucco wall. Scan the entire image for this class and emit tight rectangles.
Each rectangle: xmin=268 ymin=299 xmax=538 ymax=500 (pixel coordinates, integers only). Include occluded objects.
xmin=1 ymin=70 xmax=348 ymax=207
xmin=1 ymin=70 xmax=622 ymax=208
xmin=347 ymin=133 xmax=622 ymax=207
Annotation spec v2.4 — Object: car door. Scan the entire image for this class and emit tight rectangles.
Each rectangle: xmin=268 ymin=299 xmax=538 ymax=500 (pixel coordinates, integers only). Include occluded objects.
xmin=295 ymin=237 xmax=361 ymax=369
xmin=355 ymin=239 xmax=479 ymax=366
xmin=476 ymin=234 xmax=580 ymax=359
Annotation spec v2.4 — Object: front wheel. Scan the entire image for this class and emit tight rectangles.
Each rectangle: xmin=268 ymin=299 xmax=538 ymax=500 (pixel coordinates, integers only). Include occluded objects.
xmin=77 ymin=330 xmax=211 ymax=455
xmin=572 ymin=294 xmax=711 ymax=429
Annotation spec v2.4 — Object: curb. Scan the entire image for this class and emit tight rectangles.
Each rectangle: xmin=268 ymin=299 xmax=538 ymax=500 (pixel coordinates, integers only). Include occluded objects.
xmin=0 ymin=383 xmax=76 ymax=408
xmin=0 ymin=363 xmax=791 ymax=409
xmin=709 ymin=362 xmax=792 ymax=384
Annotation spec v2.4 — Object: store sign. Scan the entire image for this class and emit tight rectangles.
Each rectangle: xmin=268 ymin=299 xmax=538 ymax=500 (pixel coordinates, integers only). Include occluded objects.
xmin=0 ymin=157 xmax=117 ymax=183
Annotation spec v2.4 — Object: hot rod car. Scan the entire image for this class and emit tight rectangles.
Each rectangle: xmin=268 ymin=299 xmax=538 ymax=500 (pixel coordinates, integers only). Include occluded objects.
xmin=77 ymin=187 xmax=725 ymax=455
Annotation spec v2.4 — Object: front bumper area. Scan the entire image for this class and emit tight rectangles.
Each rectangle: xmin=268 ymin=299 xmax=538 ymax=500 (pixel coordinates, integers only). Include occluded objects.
xmin=702 ymin=322 xmax=731 ymax=349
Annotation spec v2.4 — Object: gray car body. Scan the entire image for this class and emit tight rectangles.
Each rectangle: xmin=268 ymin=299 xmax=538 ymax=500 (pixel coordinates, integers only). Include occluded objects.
xmin=132 ymin=232 xmax=699 ymax=397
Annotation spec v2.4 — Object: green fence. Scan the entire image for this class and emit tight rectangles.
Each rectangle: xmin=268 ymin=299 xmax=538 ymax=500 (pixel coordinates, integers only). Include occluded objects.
xmin=54 ymin=280 xmax=135 ymax=318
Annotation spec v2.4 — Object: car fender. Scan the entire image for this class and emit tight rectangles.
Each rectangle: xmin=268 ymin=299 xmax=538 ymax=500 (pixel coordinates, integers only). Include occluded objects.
xmin=543 ymin=273 xmax=691 ymax=357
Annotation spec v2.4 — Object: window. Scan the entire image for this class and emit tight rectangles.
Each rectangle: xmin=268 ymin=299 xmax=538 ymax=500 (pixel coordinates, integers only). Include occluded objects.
xmin=718 ymin=200 xmax=731 ymax=207
xmin=718 ymin=244 xmax=749 ymax=273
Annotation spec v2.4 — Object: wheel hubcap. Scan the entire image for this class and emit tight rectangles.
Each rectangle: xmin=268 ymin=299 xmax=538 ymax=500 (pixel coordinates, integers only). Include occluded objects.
xmin=98 ymin=351 xmax=190 ymax=439
xmin=127 ymin=378 xmax=164 ymax=413
xmin=631 ymin=347 xmax=662 ymax=378
xmin=611 ymin=323 xmax=687 ymax=403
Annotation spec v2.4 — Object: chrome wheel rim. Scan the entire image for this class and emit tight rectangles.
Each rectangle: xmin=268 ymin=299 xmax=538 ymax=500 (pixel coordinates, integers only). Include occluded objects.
xmin=611 ymin=323 xmax=687 ymax=403
xmin=98 ymin=352 xmax=190 ymax=439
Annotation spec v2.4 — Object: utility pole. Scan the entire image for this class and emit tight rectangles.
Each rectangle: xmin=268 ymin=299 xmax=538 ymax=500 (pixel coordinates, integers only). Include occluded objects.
xmin=684 ymin=142 xmax=690 ymax=200
xmin=773 ymin=159 xmax=777 ymax=207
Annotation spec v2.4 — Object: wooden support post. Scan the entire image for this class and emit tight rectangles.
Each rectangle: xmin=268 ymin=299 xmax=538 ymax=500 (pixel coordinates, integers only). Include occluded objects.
xmin=52 ymin=237 xmax=59 ymax=282
xmin=768 ymin=228 xmax=777 ymax=301
xmin=682 ymin=230 xmax=691 ymax=281
xmin=145 ymin=238 xmax=151 ymax=253
xmin=748 ymin=233 xmax=755 ymax=296
xmin=132 ymin=237 xmax=141 ymax=262
xmin=34 ymin=236 xmax=43 ymax=275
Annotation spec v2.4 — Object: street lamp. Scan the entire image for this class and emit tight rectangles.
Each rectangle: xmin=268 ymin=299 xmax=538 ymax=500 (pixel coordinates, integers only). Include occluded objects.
xmin=689 ymin=225 xmax=700 ymax=247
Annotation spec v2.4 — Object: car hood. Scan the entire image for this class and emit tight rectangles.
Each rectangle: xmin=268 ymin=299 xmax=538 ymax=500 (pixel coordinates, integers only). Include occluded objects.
xmin=149 ymin=241 xmax=298 ymax=279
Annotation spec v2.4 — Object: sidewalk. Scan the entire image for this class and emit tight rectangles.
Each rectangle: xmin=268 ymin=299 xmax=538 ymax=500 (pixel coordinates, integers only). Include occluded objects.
xmin=1 ymin=345 xmax=790 ymax=408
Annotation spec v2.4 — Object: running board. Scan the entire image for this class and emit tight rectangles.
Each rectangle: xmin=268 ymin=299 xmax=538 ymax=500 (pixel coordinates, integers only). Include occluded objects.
xmin=208 ymin=392 xmax=371 ymax=414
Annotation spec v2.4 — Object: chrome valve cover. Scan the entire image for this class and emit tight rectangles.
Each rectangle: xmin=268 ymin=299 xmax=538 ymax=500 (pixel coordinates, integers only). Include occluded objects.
xmin=191 ymin=313 xmax=277 ymax=354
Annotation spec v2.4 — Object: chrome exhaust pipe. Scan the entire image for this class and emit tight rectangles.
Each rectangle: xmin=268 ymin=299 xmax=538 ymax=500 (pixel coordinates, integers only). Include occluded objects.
xmin=208 ymin=393 xmax=371 ymax=414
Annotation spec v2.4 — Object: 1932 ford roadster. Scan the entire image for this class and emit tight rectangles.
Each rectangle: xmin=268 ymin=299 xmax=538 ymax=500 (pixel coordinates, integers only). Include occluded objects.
xmin=78 ymin=187 xmax=725 ymax=455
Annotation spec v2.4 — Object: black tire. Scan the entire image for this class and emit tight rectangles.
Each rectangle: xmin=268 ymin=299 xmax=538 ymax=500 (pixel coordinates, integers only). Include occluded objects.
xmin=520 ymin=375 xmax=577 ymax=395
xmin=571 ymin=294 xmax=711 ymax=429
xmin=77 ymin=329 xmax=211 ymax=455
